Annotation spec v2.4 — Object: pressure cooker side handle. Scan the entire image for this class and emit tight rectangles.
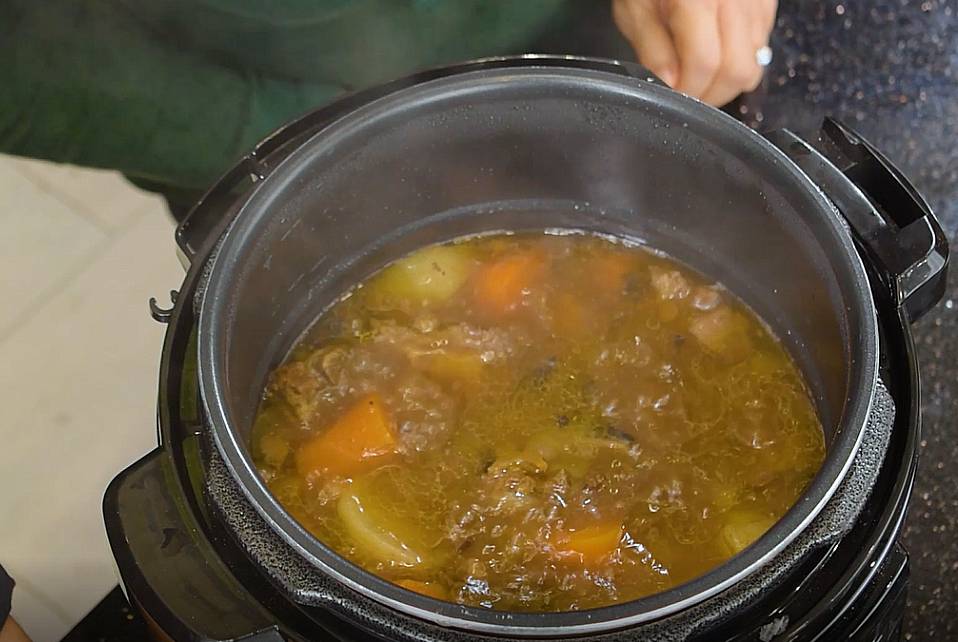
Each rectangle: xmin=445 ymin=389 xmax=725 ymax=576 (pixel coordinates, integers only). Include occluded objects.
xmin=104 ymin=449 xmax=284 ymax=642
xmin=766 ymin=119 xmax=949 ymax=322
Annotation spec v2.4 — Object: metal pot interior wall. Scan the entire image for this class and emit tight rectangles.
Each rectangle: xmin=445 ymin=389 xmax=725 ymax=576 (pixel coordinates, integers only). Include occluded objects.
xmin=207 ymin=69 xmax=872 ymax=440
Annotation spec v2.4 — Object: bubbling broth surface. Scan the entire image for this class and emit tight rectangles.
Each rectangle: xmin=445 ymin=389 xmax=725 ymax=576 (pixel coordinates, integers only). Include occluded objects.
xmin=251 ymin=231 xmax=825 ymax=611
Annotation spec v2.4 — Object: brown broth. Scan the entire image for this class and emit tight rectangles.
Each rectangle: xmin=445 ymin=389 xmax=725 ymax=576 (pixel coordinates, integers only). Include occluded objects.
xmin=251 ymin=232 xmax=825 ymax=611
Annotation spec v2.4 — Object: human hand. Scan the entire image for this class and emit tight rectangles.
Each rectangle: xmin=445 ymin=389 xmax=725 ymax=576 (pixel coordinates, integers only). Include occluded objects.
xmin=0 ymin=616 xmax=32 ymax=642
xmin=612 ymin=0 xmax=777 ymax=106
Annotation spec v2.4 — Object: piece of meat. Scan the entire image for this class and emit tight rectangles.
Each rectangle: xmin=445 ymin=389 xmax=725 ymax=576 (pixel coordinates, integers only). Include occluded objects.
xmin=305 ymin=345 xmax=349 ymax=386
xmin=446 ymin=457 xmax=550 ymax=550
xmin=371 ymin=320 xmax=521 ymax=366
xmin=585 ymin=336 xmax=681 ymax=447
xmin=481 ymin=458 xmax=540 ymax=516
xmin=691 ymin=286 xmax=722 ymax=311
xmin=688 ymin=307 xmax=751 ymax=362
xmin=390 ymin=374 xmax=458 ymax=455
xmin=270 ymin=361 xmax=324 ymax=424
xmin=649 ymin=266 xmax=691 ymax=300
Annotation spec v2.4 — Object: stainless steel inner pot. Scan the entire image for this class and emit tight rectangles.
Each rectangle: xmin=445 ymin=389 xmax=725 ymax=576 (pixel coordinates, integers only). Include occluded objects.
xmin=197 ymin=62 xmax=879 ymax=636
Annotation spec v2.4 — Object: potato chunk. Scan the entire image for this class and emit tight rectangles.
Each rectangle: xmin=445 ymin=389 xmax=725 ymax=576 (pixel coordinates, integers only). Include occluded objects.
xmin=338 ymin=491 xmax=425 ymax=569
xmin=338 ymin=469 xmax=449 ymax=572
xmin=371 ymin=245 xmax=474 ymax=305
xmin=719 ymin=510 xmax=775 ymax=556
xmin=258 ymin=432 xmax=290 ymax=469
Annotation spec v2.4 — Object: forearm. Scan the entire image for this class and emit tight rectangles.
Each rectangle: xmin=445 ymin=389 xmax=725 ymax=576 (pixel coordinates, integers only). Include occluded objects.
xmin=0 ymin=617 xmax=30 ymax=642
xmin=0 ymin=1 xmax=340 ymax=191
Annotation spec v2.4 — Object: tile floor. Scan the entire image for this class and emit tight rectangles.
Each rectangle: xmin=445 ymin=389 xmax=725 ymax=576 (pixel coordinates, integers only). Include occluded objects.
xmin=0 ymin=154 xmax=184 ymax=641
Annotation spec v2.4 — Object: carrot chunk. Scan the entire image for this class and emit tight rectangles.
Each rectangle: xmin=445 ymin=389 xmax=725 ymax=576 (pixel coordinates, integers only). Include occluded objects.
xmin=591 ymin=251 xmax=635 ymax=296
xmin=295 ymin=394 xmax=396 ymax=478
xmin=551 ymin=292 xmax=591 ymax=337
xmin=554 ymin=521 xmax=623 ymax=564
xmin=472 ymin=252 xmax=545 ymax=317
xmin=395 ymin=579 xmax=448 ymax=600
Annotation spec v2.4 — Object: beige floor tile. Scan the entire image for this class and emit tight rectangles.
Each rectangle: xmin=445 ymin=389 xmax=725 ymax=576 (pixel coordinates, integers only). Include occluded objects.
xmin=0 ymin=161 xmax=107 ymax=339
xmin=0 ymin=208 xmax=183 ymax=642
xmin=8 ymin=155 xmax=165 ymax=233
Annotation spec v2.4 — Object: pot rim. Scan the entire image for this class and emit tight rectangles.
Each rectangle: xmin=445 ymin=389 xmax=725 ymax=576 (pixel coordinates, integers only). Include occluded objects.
xmin=198 ymin=62 xmax=879 ymax=636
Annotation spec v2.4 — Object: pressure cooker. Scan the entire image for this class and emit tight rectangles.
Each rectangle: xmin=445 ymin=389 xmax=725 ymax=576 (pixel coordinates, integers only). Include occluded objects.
xmin=104 ymin=56 xmax=947 ymax=641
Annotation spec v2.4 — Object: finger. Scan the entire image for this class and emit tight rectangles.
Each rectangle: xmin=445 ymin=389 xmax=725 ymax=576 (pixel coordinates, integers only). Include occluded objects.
xmin=756 ymin=0 xmax=779 ymax=38
xmin=701 ymin=2 xmax=764 ymax=106
xmin=613 ymin=0 xmax=680 ymax=86
xmin=667 ymin=0 xmax=723 ymax=98
xmin=750 ymin=0 xmax=777 ymax=54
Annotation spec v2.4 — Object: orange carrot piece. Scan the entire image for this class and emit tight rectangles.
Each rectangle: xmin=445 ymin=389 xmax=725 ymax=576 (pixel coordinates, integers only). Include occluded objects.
xmin=295 ymin=394 xmax=396 ymax=478
xmin=551 ymin=292 xmax=592 ymax=338
xmin=591 ymin=252 xmax=634 ymax=295
xmin=396 ymin=579 xmax=448 ymax=600
xmin=472 ymin=252 xmax=545 ymax=316
xmin=554 ymin=522 xmax=623 ymax=564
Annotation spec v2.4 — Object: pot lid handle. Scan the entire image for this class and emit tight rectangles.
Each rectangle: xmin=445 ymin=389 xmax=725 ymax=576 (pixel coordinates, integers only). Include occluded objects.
xmin=767 ymin=119 xmax=948 ymax=322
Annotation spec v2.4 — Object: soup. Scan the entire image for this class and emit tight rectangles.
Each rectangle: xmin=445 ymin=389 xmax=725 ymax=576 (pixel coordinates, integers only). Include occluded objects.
xmin=251 ymin=232 xmax=825 ymax=611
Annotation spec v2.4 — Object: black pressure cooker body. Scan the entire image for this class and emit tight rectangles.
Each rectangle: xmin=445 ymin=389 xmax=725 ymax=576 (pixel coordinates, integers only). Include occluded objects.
xmin=105 ymin=57 xmax=947 ymax=642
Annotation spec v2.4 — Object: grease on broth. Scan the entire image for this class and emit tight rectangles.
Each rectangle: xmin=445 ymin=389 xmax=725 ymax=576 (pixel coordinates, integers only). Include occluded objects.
xmin=251 ymin=232 xmax=825 ymax=611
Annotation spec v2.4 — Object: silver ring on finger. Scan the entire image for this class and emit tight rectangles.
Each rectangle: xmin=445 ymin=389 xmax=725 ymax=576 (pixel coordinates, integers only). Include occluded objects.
xmin=755 ymin=45 xmax=773 ymax=67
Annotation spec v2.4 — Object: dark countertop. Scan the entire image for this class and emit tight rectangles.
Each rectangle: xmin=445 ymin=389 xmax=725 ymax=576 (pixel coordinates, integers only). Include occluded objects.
xmin=755 ymin=1 xmax=957 ymax=639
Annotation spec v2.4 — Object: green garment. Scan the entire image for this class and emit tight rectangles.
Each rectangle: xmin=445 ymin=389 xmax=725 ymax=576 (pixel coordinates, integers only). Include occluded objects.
xmin=1 ymin=1 xmax=569 ymax=193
